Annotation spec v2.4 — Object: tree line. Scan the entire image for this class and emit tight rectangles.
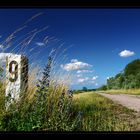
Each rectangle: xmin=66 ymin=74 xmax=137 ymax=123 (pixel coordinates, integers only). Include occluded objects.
xmin=98 ymin=59 xmax=140 ymax=90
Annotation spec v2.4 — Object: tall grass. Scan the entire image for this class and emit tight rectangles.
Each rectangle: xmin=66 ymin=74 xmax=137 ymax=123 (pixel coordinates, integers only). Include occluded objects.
xmin=0 ymin=52 xmax=80 ymax=131
xmin=98 ymin=89 xmax=140 ymax=95
xmin=0 ymin=13 xmax=81 ymax=131
xmin=1 ymin=87 xmax=77 ymax=131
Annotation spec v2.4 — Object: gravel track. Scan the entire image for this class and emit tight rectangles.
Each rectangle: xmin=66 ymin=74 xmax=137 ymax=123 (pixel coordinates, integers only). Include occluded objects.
xmin=97 ymin=92 xmax=140 ymax=112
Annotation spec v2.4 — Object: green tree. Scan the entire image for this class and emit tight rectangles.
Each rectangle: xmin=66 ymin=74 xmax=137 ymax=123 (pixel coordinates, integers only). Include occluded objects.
xmin=134 ymin=72 xmax=140 ymax=88
xmin=124 ymin=59 xmax=140 ymax=77
xmin=107 ymin=77 xmax=115 ymax=89
xmin=106 ymin=59 xmax=140 ymax=90
xmin=98 ymin=85 xmax=107 ymax=90
xmin=114 ymin=73 xmax=124 ymax=89
xmin=82 ymin=87 xmax=88 ymax=91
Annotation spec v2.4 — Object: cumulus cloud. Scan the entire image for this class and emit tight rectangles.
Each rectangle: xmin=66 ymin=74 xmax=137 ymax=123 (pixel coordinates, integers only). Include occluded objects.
xmin=77 ymin=78 xmax=99 ymax=87
xmin=36 ymin=42 xmax=45 ymax=46
xmin=77 ymin=74 xmax=81 ymax=78
xmin=61 ymin=59 xmax=92 ymax=71
xmin=71 ymin=59 xmax=78 ymax=63
xmin=77 ymin=77 xmax=89 ymax=83
xmin=77 ymin=75 xmax=99 ymax=84
xmin=92 ymin=76 xmax=98 ymax=81
xmin=95 ymin=83 xmax=98 ymax=86
xmin=77 ymin=70 xmax=94 ymax=73
xmin=77 ymin=78 xmax=85 ymax=83
xmin=119 ymin=50 xmax=135 ymax=57
xmin=107 ymin=77 xmax=110 ymax=80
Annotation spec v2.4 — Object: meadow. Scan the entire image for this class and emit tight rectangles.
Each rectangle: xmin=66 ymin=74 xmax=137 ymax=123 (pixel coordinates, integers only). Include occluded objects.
xmin=98 ymin=89 xmax=140 ymax=95
xmin=73 ymin=91 xmax=138 ymax=131
xmin=1 ymin=79 xmax=139 ymax=131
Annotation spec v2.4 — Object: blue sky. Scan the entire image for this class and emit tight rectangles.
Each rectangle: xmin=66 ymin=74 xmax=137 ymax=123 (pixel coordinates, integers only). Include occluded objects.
xmin=0 ymin=9 xmax=140 ymax=90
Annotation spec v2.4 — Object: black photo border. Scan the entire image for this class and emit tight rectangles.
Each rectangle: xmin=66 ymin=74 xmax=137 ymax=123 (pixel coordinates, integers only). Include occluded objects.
xmin=0 ymin=0 xmax=140 ymax=139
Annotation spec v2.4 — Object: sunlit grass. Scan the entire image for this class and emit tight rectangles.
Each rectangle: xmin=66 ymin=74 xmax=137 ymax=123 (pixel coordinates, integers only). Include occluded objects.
xmin=0 ymin=12 xmax=81 ymax=131
xmin=98 ymin=89 xmax=140 ymax=95
xmin=73 ymin=92 xmax=137 ymax=131
xmin=0 ymin=41 xmax=78 ymax=131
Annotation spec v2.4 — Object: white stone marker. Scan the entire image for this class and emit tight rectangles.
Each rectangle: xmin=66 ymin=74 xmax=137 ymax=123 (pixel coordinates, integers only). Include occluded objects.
xmin=5 ymin=54 xmax=28 ymax=104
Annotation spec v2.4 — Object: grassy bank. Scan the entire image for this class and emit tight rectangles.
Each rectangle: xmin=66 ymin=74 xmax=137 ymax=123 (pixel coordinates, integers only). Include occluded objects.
xmin=73 ymin=92 xmax=137 ymax=131
xmin=97 ymin=89 xmax=140 ymax=95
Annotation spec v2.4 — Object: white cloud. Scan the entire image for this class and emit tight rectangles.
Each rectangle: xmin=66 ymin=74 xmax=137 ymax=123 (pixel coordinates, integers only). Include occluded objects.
xmin=77 ymin=70 xmax=81 ymax=74
xmin=95 ymin=83 xmax=98 ymax=86
xmin=77 ymin=74 xmax=81 ymax=78
xmin=119 ymin=50 xmax=135 ymax=57
xmin=75 ymin=75 xmax=99 ymax=87
xmin=71 ymin=59 xmax=78 ymax=63
xmin=77 ymin=78 xmax=85 ymax=83
xmin=77 ymin=78 xmax=98 ymax=87
xmin=92 ymin=76 xmax=98 ymax=81
xmin=36 ymin=42 xmax=45 ymax=46
xmin=61 ymin=59 xmax=92 ymax=71
xmin=77 ymin=70 xmax=94 ymax=73
xmin=77 ymin=77 xmax=89 ymax=83
xmin=76 ymin=75 xmax=98 ymax=84
xmin=107 ymin=77 xmax=110 ymax=80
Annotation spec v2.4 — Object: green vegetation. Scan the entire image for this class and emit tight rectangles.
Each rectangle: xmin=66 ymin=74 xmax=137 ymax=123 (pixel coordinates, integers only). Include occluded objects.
xmin=72 ymin=59 xmax=140 ymax=131
xmin=73 ymin=92 xmax=137 ymax=131
xmin=99 ymin=59 xmax=140 ymax=91
xmin=0 ymin=54 xmax=80 ymax=131
xmin=0 ymin=56 xmax=139 ymax=131
xmin=1 ymin=55 xmax=140 ymax=131
xmin=98 ymin=85 xmax=107 ymax=91
xmin=0 ymin=84 xmax=80 ymax=131
xmin=73 ymin=87 xmax=96 ymax=94
xmin=0 ymin=55 xmax=137 ymax=131
xmin=98 ymin=89 xmax=140 ymax=95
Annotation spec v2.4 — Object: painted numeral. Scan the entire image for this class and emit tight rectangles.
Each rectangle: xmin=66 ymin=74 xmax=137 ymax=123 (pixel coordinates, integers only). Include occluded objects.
xmin=9 ymin=60 xmax=18 ymax=82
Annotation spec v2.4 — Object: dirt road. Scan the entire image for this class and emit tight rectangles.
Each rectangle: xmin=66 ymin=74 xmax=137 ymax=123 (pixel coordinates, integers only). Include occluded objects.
xmin=97 ymin=92 xmax=140 ymax=112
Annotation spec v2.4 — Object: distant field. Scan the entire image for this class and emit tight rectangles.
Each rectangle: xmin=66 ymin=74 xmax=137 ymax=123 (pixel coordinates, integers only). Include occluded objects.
xmin=73 ymin=92 xmax=138 ymax=131
xmin=98 ymin=89 xmax=140 ymax=95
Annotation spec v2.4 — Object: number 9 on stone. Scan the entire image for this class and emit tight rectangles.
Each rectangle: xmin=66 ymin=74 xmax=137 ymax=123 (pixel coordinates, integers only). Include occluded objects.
xmin=9 ymin=60 xmax=18 ymax=82
xmin=5 ymin=54 xmax=28 ymax=106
